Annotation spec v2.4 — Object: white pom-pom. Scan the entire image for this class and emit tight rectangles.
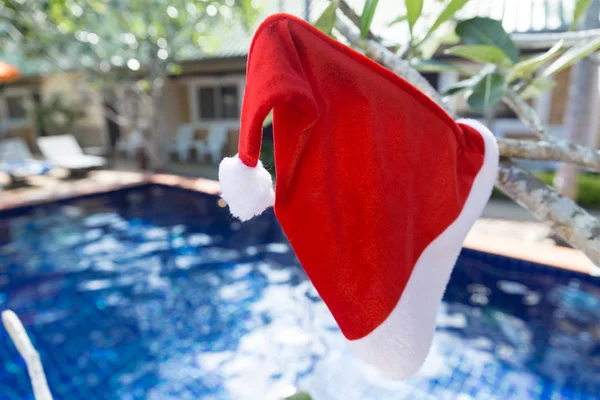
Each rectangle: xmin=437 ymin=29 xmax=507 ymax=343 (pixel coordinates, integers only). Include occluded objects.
xmin=218 ymin=155 xmax=275 ymax=221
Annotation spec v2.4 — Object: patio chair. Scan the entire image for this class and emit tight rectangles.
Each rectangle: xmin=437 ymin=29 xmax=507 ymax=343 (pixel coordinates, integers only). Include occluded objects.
xmin=195 ymin=124 xmax=227 ymax=165
xmin=172 ymin=124 xmax=195 ymax=161
xmin=0 ymin=138 xmax=52 ymax=185
xmin=37 ymin=135 xmax=106 ymax=172
xmin=118 ymin=129 xmax=145 ymax=159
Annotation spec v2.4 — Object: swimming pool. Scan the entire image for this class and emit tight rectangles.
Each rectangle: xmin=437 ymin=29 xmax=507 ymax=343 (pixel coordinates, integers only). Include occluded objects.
xmin=0 ymin=185 xmax=598 ymax=399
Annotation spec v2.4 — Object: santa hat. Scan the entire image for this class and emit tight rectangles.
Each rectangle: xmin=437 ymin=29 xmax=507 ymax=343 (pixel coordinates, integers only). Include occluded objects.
xmin=219 ymin=13 xmax=498 ymax=380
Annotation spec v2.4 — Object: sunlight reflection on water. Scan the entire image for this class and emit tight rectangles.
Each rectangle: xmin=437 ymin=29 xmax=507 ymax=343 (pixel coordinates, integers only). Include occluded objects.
xmin=0 ymin=186 xmax=598 ymax=399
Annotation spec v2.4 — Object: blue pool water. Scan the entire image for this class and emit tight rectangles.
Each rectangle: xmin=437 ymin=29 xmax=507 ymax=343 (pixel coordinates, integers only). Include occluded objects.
xmin=0 ymin=185 xmax=598 ymax=399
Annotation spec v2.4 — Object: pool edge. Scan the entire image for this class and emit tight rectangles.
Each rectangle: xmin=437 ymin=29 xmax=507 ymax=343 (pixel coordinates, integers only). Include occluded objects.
xmin=463 ymin=231 xmax=597 ymax=276
xmin=1 ymin=170 xmax=595 ymax=276
xmin=0 ymin=171 xmax=221 ymax=212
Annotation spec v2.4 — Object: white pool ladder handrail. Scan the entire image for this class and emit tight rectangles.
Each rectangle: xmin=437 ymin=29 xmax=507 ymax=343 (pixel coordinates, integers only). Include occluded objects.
xmin=2 ymin=310 xmax=53 ymax=400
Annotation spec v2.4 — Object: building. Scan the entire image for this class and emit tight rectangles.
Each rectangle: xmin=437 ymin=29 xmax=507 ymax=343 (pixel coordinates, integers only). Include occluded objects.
xmin=0 ymin=0 xmax=591 ymax=166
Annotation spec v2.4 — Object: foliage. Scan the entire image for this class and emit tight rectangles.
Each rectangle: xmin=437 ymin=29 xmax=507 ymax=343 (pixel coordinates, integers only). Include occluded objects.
xmin=425 ymin=0 xmax=470 ymax=37
xmin=309 ymin=0 xmax=599 ymax=116
xmin=536 ymin=36 xmax=600 ymax=81
xmin=314 ymin=1 xmax=337 ymax=37
xmin=0 ymin=0 xmax=259 ymax=167
xmin=466 ymin=71 xmax=506 ymax=111
xmin=454 ymin=17 xmax=519 ymax=64
xmin=508 ymin=40 xmax=564 ymax=81
xmin=285 ymin=392 xmax=313 ymax=400
xmin=0 ymin=0 xmax=259 ymax=79
xmin=359 ymin=0 xmax=379 ymax=39
xmin=571 ymin=0 xmax=593 ymax=30
xmin=260 ymin=136 xmax=275 ymax=179
xmin=444 ymin=45 xmax=513 ymax=67
xmin=405 ymin=0 xmax=423 ymax=38
xmin=32 ymin=93 xmax=86 ymax=136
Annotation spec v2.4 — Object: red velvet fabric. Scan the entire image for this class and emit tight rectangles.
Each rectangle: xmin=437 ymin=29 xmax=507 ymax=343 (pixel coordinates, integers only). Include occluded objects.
xmin=239 ymin=14 xmax=485 ymax=341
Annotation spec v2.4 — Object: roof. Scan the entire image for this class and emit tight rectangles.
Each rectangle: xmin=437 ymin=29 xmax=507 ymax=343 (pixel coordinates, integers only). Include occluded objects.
xmin=460 ymin=0 xmax=574 ymax=33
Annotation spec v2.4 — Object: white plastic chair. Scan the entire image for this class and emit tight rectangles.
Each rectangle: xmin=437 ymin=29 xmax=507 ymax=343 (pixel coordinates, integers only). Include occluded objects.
xmin=195 ymin=124 xmax=227 ymax=164
xmin=126 ymin=130 xmax=145 ymax=159
xmin=173 ymin=124 xmax=195 ymax=161
xmin=37 ymin=135 xmax=106 ymax=170
xmin=116 ymin=130 xmax=144 ymax=159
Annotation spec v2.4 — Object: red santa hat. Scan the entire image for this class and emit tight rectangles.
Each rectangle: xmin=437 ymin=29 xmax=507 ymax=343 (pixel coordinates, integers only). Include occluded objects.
xmin=219 ymin=13 xmax=498 ymax=380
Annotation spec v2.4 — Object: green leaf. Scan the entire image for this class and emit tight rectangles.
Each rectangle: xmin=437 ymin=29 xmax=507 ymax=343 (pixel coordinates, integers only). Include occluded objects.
xmin=426 ymin=0 xmax=470 ymax=37
xmin=445 ymin=45 xmax=513 ymax=67
xmin=388 ymin=15 xmax=407 ymax=27
xmin=539 ymin=36 xmax=600 ymax=79
xmin=285 ymin=392 xmax=312 ymax=400
xmin=570 ymin=0 xmax=592 ymax=30
xmin=263 ymin=110 xmax=273 ymax=127
xmin=419 ymin=21 xmax=462 ymax=59
xmin=405 ymin=0 xmax=423 ymax=37
xmin=314 ymin=1 xmax=337 ymax=36
xmin=509 ymin=40 xmax=564 ymax=81
xmin=467 ymin=72 xmax=507 ymax=111
xmin=91 ymin=1 xmax=108 ymax=14
xmin=360 ymin=0 xmax=379 ymax=39
xmin=411 ymin=59 xmax=463 ymax=73
xmin=521 ymin=79 xmax=556 ymax=100
xmin=455 ymin=17 xmax=519 ymax=64
xmin=137 ymin=79 xmax=151 ymax=93
xmin=440 ymin=29 xmax=461 ymax=45
xmin=441 ymin=75 xmax=481 ymax=96
xmin=167 ymin=63 xmax=182 ymax=75
xmin=419 ymin=37 xmax=443 ymax=59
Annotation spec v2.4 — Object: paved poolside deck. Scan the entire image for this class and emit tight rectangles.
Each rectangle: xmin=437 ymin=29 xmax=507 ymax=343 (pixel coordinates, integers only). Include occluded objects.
xmin=0 ymin=167 xmax=597 ymax=275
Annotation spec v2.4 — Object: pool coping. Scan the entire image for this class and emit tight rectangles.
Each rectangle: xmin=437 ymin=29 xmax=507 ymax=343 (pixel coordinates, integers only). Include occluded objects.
xmin=0 ymin=171 xmax=221 ymax=212
xmin=0 ymin=170 xmax=597 ymax=276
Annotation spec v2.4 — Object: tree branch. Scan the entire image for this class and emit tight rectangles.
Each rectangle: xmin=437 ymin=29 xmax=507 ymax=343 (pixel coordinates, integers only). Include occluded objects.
xmin=102 ymin=106 xmax=132 ymax=128
xmin=496 ymin=161 xmax=600 ymax=266
xmin=503 ymin=89 xmax=545 ymax=138
xmin=335 ymin=10 xmax=600 ymax=269
xmin=498 ymin=137 xmax=600 ymax=171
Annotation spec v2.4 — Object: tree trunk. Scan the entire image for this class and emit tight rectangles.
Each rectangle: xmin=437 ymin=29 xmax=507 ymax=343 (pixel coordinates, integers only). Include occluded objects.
xmin=554 ymin=0 xmax=600 ymax=199
xmin=150 ymin=80 xmax=167 ymax=172
xmin=145 ymin=60 xmax=167 ymax=172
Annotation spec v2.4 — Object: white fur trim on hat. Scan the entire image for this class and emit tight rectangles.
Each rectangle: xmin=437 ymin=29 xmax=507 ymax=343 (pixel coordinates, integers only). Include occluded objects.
xmin=347 ymin=118 xmax=499 ymax=380
xmin=218 ymin=155 xmax=275 ymax=221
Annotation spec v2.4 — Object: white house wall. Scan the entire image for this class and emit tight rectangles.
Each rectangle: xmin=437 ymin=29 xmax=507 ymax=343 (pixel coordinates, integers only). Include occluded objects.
xmin=41 ymin=73 xmax=108 ymax=148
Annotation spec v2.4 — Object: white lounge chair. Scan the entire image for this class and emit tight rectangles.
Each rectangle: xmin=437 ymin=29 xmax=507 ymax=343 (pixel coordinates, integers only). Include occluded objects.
xmin=195 ymin=124 xmax=227 ymax=165
xmin=0 ymin=138 xmax=52 ymax=179
xmin=37 ymin=135 xmax=106 ymax=171
xmin=173 ymin=124 xmax=195 ymax=161
xmin=0 ymin=137 xmax=33 ymax=163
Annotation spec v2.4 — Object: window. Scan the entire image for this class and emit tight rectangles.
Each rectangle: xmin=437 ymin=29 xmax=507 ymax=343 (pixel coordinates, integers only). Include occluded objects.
xmin=196 ymin=84 xmax=240 ymax=120
xmin=199 ymin=88 xmax=216 ymax=119
xmin=221 ymin=86 xmax=239 ymax=118
xmin=5 ymin=95 xmax=27 ymax=120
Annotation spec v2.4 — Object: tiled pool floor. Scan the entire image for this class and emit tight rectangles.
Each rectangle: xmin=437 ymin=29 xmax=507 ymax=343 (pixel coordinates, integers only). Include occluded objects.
xmin=0 ymin=184 xmax=598 ymax=399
